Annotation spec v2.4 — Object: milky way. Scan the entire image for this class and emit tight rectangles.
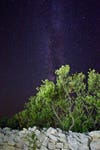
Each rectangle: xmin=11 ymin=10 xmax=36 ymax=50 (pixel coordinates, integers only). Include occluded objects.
xmin=45 ymin=0 xmax=65 ymax=80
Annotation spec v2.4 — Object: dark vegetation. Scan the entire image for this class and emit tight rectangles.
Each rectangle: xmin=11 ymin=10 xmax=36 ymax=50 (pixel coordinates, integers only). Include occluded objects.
xmin=0 ymin=65 xmax=100 ymax=132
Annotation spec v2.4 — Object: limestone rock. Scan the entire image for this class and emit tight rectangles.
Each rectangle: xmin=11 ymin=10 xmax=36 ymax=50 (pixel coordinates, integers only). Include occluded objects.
xmin=56 ymin=142 xmax=63 ymax=149
xmin=89 ymin=131 xmax=100 ymax=150
xmin=48 ymin=141 xmax=55 ymax=149
xmin=90 ymin=139 xmax=100 ymax=150
xmin=0 ymin=127 xmax=99 ymax=150
xmin=67 ymin=131 xmax=90 ymax=150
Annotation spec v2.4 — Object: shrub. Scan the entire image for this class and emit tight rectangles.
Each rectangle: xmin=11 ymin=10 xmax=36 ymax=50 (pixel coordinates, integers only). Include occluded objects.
xmin=0 ymin=116 xmax=19 ymax=129
xmin=15 ymin=65 xmax=100 ymax=132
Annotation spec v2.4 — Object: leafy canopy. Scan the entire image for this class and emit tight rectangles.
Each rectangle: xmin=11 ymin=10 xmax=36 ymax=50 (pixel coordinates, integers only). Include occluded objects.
xmin=4 ymin=65 xmax=100 ymax=132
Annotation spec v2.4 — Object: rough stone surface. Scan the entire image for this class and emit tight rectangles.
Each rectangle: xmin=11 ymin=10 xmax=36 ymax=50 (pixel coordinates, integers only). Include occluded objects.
xmin=0 ymin=127 xmax=99 ymax=150
xmin=89 ymin=131 xmax=100 ymax=150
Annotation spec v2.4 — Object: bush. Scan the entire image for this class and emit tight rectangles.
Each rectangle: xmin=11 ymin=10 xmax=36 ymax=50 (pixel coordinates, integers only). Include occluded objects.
xmin=0 ymin=116 xmax=19 ymax=129
xmin=15 ymin=65 xmax=100 ymax=132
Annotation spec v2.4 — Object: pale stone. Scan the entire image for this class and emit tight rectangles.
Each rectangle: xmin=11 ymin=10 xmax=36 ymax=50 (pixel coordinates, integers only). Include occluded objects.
xmin=89 ymin=131 xmax=100 ymax=140
xmin=35 ymin=129 xmax=41 ymax=138
xmin=0 ymin=139 xmax=3 ymax=146
xmin=3 ymin=145 xmax=16 ymax=150
xmin=48 ymin=134 xmax=58 ymax=142
xmin=37 ymin=133 xmax=45 ymax=143
xmin=24 ymin=140 xmax=30 ymax=146
xmin=28 ymin=126 xmax=37 ymax=132
xmin=3 ymin=136 xmax=9 ymax=143
xmin=40 ymin=145 xmax=48 ymax=150
xmin=48 ymin=141 xmax=55 ymax=149
xmin=68 ymin=132 xmax=89 ymax=150
xmin=0 ymin=133 xmax=4 ymax=138
xmin=0 ymin=127 xmax=100 ymax=150
xmin=0 ymin=146 xmax=3 ymax=150
xmin=36 ymin=140 xmax=41 ymax=148
xmin=46 ymin=127 xmax=57 ymax=135
xmin=42 ymin=137 xmax=49 ymax=147
xmin=90 ymin=139 xmax=100 ymax=150
xmin=63 ymin=143 xmax=69 ymax=149
xmin=3 ymin=127 xmax=11 ymax=132
xmin=8 ymin=139 xmax=15 ymax=146
xmin=58 ymin=133 xmax=67 ymax=143
xmin=15 ymin=141 xmax=24 ymax=148
xmin=56 ymin=142 xmax=63 ymax=149
xmin=23 ymin=144 xmax=29 ymax=150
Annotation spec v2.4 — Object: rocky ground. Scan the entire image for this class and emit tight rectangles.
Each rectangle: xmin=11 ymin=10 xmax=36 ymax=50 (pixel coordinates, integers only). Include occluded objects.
xmin=0 ymin=127 xmax=100 ymax=150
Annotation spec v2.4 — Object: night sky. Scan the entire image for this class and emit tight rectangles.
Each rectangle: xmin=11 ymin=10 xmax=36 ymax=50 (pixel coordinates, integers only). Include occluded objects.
xmin=0 ymin=0 xmax=100 ymax=117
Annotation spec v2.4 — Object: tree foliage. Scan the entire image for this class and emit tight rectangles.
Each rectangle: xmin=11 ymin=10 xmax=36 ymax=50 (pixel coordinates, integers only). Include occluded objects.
xmin=3 ymin=65 xmax=100 ymax=132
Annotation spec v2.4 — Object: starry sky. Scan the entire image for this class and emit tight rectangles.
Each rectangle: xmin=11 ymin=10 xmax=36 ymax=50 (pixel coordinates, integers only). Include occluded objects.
xmin=0 ymin=0 xmax=100 ymax=117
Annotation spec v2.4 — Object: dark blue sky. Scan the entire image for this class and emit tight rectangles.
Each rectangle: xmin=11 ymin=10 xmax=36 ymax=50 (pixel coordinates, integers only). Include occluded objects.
xmin=0 ymin=0 xmax=100 ymax=116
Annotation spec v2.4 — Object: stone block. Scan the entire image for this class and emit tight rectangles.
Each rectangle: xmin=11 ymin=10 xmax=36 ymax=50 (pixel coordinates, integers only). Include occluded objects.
xmin=48 ymin=141 xmax=55 ymax=149
xmin=46 ymin=127 xmax=57 ymax=135
xmin=48 ymin=134 xmax=58 ymax=142
xmin=90 ymin=139 xmax=100 ymax=150
xmin=8 ymin=140 xmax=16 ymax=146
xmin=42 ymin=137 xmax=49 ymax=147
xmin=40 ymin=145 xmax=48 ymax=150
xmin=56 ymin=142 xmax=63 ymax=149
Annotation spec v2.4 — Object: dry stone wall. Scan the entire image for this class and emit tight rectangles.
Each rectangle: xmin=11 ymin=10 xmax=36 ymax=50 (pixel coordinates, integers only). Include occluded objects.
xmin=0 ymin=127 xmax=100 ymax=150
